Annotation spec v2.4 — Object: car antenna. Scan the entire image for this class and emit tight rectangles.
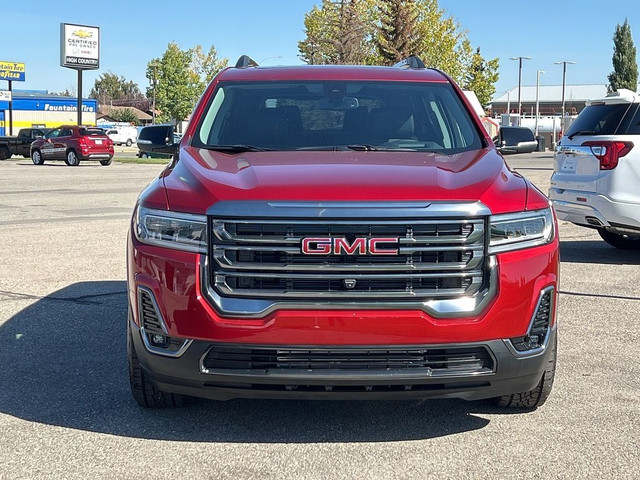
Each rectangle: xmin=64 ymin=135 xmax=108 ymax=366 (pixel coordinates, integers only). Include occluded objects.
xmin=235 ymin=55 xmax=259 ymax=68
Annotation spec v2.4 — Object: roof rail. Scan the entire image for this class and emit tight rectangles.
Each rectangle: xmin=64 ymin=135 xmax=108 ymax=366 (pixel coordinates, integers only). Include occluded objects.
xmin=235 ymin=55 xmax=259 ymax=68
xmin=393 ymin=55 xmax=426 ymax=69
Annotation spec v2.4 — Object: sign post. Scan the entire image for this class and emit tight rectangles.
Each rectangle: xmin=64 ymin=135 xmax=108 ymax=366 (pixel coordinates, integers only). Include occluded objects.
xmin=0 ymin=61 xmax=26 ymax=136
xmin=60 ymin=23 xmax=100 ymax=126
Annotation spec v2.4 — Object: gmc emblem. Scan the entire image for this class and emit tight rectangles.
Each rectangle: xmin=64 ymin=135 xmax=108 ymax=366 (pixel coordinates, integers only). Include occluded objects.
xmin=301 ymin=237 xmax=399 ymax=255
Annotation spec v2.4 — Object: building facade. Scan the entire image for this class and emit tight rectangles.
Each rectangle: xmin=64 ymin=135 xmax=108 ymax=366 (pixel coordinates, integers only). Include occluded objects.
xmin=0 ymin=91 xmax=97 ymax=136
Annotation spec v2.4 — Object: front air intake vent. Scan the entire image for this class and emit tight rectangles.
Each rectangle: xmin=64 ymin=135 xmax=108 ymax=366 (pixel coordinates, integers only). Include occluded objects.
xmin=510 ymin=288 xmax=554 ymax=353
xmin=137 ymin=287 xmax=193 ymax=358
xmin=138 ymin=288 xmax=166 ymax=335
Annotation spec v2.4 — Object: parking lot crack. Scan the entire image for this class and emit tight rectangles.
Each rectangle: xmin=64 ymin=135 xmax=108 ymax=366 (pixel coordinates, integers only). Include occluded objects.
xmin=559 ymin=290 xmax=640 ymax=301
xmin=0 ymin=289 xmax=126 ymax=305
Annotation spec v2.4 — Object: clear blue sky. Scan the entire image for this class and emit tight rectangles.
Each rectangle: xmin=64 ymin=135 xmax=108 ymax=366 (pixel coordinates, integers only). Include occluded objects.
xmin=2 ymin=0 xmax=639 ymax=99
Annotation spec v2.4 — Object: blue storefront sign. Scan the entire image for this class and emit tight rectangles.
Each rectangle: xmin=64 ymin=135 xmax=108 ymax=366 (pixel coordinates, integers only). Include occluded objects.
xmin=0 ymin=61 xmax=26 ymax=82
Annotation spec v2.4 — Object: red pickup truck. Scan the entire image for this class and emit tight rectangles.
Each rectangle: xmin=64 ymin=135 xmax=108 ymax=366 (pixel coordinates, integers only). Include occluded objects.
xmin=128 ymin=56 xmax=559 ymax=410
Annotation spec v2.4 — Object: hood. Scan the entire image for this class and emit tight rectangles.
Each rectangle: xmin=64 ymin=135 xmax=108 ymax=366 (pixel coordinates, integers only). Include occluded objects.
xmin=160 ymin=147 xmax=527 ymax=215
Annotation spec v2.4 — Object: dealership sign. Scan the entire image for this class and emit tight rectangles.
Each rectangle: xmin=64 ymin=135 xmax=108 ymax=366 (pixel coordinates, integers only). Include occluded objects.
xmin=0 ymin=90 xmax=11 ymax=101
xmin=0 ymin=61 xmax=25 ymax=81
xmin=60 ymin=23 xmax=100 ymax=70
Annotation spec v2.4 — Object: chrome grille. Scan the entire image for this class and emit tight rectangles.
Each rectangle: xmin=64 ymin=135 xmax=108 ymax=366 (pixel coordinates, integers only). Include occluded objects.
xmin=210 ymin=217 xmax=486 ymax=300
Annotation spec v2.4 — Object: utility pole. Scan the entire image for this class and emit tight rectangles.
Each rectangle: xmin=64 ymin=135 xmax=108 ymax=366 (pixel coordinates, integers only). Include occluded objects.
xmin=535 ymin=70 xmax=545 ymax=137
xmin=510 ymin=56 xmax=531 ymax=125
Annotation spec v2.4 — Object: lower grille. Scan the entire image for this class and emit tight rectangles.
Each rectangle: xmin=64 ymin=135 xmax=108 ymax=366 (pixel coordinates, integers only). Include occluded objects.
xmin=201 ymin=345 xmax=494 ymax=377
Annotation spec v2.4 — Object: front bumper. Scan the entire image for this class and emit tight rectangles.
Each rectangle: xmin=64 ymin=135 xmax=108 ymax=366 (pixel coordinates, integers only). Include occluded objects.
xmin=550 ymin=187 xmax=640 ymax=231
xmin=130 ymin=317 xmax=557 ymax=401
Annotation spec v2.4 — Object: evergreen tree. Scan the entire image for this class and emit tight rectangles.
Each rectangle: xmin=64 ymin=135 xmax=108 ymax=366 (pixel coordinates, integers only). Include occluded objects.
xmin=298 ymin=0 xmax=377 ymax=65
xmin=376 ymin=0 xmax=421 ymax=64
xmin=297 ymin=0 xmax=495 ymax=88
xmin=607 ymin=19 xmax=638 ymax=92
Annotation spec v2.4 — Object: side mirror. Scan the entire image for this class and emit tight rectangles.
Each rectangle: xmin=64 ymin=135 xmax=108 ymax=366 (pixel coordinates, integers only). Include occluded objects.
xmin=137 ymin=125 xmax=178 ymax=155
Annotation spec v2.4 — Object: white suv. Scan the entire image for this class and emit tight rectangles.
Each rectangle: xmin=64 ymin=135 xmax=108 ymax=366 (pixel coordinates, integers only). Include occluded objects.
xmin=550 ymin=89 xmax=640 ymax=249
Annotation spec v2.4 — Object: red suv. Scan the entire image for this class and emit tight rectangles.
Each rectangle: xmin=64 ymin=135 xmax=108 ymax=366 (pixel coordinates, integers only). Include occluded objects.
xmin=31 ymin=125 xmax=114 ymax=166
xmin=128 ymin=56 xmax=559 ymax=410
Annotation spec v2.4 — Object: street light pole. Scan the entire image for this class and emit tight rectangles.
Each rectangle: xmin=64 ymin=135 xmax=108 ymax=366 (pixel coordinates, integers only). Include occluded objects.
xmin=535 ymin=70 xmax=545 ymax=137
xmin=510 ymin=56 xmax=531 ymax=125
xmin=150 ymin=62 xmax=159 ymax=125
xmin=554 ymin=60 xmax=576 ymax=118
xmin=506 ymin=90 xmax=511 ymax=116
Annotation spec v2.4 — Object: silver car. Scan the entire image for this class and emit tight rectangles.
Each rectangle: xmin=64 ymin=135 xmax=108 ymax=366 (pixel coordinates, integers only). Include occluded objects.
xmin=549 ymin=89 xmax=640 ymax=249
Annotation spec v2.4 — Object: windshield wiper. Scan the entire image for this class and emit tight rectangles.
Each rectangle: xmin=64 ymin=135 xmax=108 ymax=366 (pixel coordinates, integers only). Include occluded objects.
xmin=205 ymin=144 xmax=271 ymax=153
xmin=567 ymin=130 xmax=596 ymax=140
xmin=346 ymin=144 xmax=379 ymax=151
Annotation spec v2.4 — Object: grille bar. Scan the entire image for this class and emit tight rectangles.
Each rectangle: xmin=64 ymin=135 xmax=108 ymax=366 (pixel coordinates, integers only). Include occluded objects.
xmin=214 ymin=219 xmax=484 ymax=245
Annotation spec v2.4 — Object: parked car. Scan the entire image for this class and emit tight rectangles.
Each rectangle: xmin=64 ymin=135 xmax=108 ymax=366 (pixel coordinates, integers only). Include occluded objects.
xmin=105 ymin=125 xmax=138 ymax=146
xmin=0 ymin=128 xmax=51 ymax=159
xmin=494 ymin=126 xmax=538 ymax=154
xmin=128 ymin=56 xmax=559 ymax=410
xmin=550 ymin=89 xmax=640 ymax=249
xmin=30 ymin=125 xmax=114 ymax=166
xmin=135 ymin=132 xmax=181 ymax=158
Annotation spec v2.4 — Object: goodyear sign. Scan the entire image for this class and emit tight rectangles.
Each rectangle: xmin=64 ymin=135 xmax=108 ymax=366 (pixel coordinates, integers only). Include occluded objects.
xmin=60 ymin=23 xmax=100 ymax=70
xmin=0 ymin=61 xmax=26 ymax=82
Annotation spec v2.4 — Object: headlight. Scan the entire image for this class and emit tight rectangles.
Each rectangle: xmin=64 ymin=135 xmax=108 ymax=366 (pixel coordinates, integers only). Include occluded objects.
xmin=134 ymin=206 xmax=207 ymax=253
xmin=488 ymin=208 xmax=555 ymax=254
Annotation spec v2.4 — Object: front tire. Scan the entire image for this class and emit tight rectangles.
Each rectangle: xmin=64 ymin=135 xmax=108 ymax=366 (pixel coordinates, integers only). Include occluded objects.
xmin=128 ymin=319 xmax=184 ymax=408
xmin=100 ymin=158 xmax=113 ymax=166
xmin=495 ymin=336 xmax=557 ymax=410
xmin=598 ymin=228 xmax=640 ymax=249
xmin=65 ymin=149 xmax=80 ymax=166
xmin=0 ymin=146 xmax=10 ymax=160
xmin=31 ymin=149 xmax=44 ymax=165
xmin=126 ymin=139 xmax=133 ymax=147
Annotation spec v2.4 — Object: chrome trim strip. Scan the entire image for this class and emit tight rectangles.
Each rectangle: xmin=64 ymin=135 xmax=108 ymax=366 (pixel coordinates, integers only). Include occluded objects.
xmin=207 ymin=200 xmax=492 ymax=219
xmin=200 ymin=255 xmax=497 ymax=318
xmin=136 ymin=286 xmax=193 ymax=358
xmin=503 ymin=286 xmax=555 ymax=358
xmin=213 ymin=254 xmax=483 ymax=272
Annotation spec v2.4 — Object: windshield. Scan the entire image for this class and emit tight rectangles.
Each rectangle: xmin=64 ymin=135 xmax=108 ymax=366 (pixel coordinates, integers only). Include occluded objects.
xmin=193 ymin=81 xmax=483 ymax=154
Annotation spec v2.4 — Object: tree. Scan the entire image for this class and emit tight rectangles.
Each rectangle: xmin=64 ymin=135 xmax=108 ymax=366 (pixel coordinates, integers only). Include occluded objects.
xmin=298 ymin=0 xmax=377 ymax=65
xmin=297 ymin=0 xmax=493 ymax=88
xmin=608 ymin=19 xmax=638 ymax=92
xmin=376 ymin=0 xmax=421 ymax=64
xmin=191 ymin=44 xmax=228 ymax=85
xmin=110 ymin=108 xmax=139 ymax=124
xmin=90 ymin=72 xmax=144 ymax=105
xmin=462 ymin=47 xmax=500 ymax=106
xmin=146 ymin=43 xmax=201 ymax=124
xmin=146 ymin=42 xmax=227 ymax=124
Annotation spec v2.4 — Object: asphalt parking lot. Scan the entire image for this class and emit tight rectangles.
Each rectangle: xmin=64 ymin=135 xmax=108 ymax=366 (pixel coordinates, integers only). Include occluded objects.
xmin=0 ymin=152 xmax=639 ymax=479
